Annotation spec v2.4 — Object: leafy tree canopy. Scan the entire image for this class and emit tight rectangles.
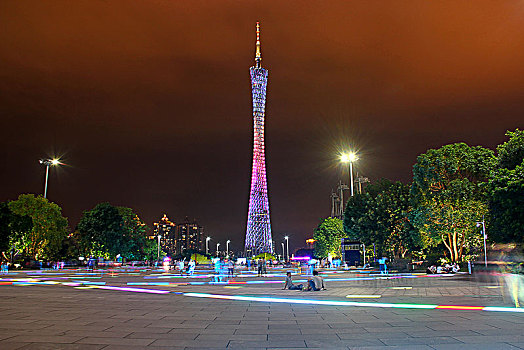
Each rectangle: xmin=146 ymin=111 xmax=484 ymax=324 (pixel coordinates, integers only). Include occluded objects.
xmin=344 ymin=180 xmax=420 ymax=259
xmin=489 ymin=129 xmax=524 ymax=243
xmin=313 ymin=217 xmax=345 ymax=258
xmin=0 ymin=202 xmax=33 ymax=254
xmin=411 ymin=143 xmax=495 ymax=203
xmin=8 ymin=194 xmax=68 ymax=260
xmin=411 ymin=143 xmax=495 ymax=261
xmin=77 ymin=203 xmax=150 ymax=260
xmin=497 ymin=129 xmax=524 ymax=170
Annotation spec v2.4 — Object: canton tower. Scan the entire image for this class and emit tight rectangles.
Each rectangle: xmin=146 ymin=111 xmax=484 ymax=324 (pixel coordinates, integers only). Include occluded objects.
xmin=245 ymin=22 xmax=273 ymax=255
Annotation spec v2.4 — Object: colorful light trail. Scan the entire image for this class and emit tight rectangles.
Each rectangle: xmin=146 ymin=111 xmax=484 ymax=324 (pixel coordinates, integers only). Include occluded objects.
xmin=182 ymin=292 xmax=524 ymax=313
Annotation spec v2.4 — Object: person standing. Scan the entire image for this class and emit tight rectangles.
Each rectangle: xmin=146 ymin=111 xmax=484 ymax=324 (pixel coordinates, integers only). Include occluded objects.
xmin=257 ymin=259 xmax=263 ymax=277
xmin=188 ymin=259 xmax=196 ymax=276
xmin=178 ymin=259 xmax=185 ymax=275
xmin=227 ymin=260 xmax=234 ymax=278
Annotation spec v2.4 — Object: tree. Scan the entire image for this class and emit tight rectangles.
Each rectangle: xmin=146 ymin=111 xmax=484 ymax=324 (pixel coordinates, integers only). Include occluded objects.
xmin=117 ymin=206 xmax=150 ymax=260
xmin=344 ymin=180 xmax=420 ymax=259
xmin=8 ymin=194 xmax=68 ymax=260
xmin=313 ymin=217 xmax=345 ymax=258
xmin=412 ymin=198 xmax=486 ymax=261
xmin=411 ymin=143 xmax=495 ymax=262
xmin=344 ymin=192 xmax=381 ymax=253
xmin=77 ymin=203 xmax=126 ymax=259
xmin=77 ymin=203 xmax=150 ymax=260
xmin=0 ymin=202 xmax=33 ymax=255
xmin=497 ymin=129 xmax=524 ymax=170
xmin=375 ymin=182 xmax=420 ymax=258
xmin=489 ymin=129 xmax=524 ymax=243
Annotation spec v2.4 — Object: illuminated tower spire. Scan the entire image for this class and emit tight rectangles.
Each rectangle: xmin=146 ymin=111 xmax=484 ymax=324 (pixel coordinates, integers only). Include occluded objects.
xmin=255 ymin=21 xmax=261 ymax=68
xmin=245 ymin=22 xmax=273 ymax=255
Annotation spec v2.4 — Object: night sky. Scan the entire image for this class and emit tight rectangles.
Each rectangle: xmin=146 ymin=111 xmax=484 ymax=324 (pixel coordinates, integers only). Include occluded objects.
xmin=1 ymin=1 xmax=523 ymax=252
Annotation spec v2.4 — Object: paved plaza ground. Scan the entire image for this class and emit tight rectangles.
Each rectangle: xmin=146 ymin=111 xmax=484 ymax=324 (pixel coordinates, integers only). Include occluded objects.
xmin=0 ymin=266 xmax=523 ymax=349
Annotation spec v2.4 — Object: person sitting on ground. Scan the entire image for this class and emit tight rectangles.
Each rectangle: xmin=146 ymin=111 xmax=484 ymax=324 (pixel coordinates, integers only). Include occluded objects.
xmin=427 ymin=265 xmax=437 ymax=274
xmin=306 ymin=270 xmax=325 ymax=291
xmin=452 ymin=263 xmax=460 ymax=273
xmin=283 ymin=271 xmax=303 ymax=290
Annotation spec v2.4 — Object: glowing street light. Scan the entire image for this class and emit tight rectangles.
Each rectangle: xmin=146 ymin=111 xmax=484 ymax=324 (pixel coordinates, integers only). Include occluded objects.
xmin=39 ymin=158 xmax=61 ymax=199
xmin=157 ymin=234 xmax=162 ymax=262
xmin=476 ymin=216 xmax=488 ymax=267
xmin=216 ymin=242 xmax=220 ymax=257
xmin=341 ymin=152 xmax=358 ymax=197
xmin=284 ymin=236 xmax=289 ymax=261
xmin=206 ymin=237 xmax=211 ymax=255
xmin=226 ymin=240 xmax=231 ymax=257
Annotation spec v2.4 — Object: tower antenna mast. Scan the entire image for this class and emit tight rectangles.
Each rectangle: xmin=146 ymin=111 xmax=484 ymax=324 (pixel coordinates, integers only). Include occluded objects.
xmin=255 ymin=21 xmax=261 ymax=68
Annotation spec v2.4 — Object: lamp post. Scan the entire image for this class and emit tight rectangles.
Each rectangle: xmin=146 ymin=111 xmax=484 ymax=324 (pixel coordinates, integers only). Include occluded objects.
xmin=341 ymin=152 xmax=358 ymax=197
xmin=476 ymin=216 xmax=488 ymax=267
xmin=216 ymin=242 xmax=220 ymax=257
xmin=39 ymin=158 xmax=60 ymax=198
xmin=157 ymin=234 xmax=161 ymax=262
xmin=362 ymin=243 xmax=366 ymax=266
xmin=284 ymin=236 xmax=289 ymax=261
xmin=206 ymin=237 xmax=211 ymax=255
xmin=281 ymin=242 xmax=285 ymax=262
xmin=226 ymin=240 xmax=230 ymax=258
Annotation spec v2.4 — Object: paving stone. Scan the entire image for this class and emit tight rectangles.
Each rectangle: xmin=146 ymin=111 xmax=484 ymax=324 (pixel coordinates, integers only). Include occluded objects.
xmin=6 ymin=336 xmax=84 ymax=344
xmin=430 ymin=344 xmax=521 ymax=350
xmin=76 ymin=337 xmax=154 ymax=346
xmin=0 ymin=343 xmax=33 ymax=350
xmin=228 ymin=340 xmax=307 ymax=348
xmin=150 ymin=339 xmax=229 ymax=347
xmin=18 ymin=344 xmax=104 ymax=350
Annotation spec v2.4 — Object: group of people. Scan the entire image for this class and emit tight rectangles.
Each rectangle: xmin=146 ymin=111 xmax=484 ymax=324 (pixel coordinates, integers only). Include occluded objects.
xmin=212 ymin=258 xmax=235 ymax=282
xmin=282 ymin=270 xmax=326 ymax=291
xmin=427 ymin=263 xmax=460 ymax=274
xmin=0 ymin=262 xmax=8 ymax=274
xmin=175 ymin=259 xmax=196 ymax=275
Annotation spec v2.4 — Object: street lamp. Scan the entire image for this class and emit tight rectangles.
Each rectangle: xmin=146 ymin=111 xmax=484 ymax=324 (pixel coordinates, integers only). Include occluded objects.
xmin=226 ymin=240 xmax=231 ymax=257
xmin=476 ymin=216 xmax=488 ymax=267
xmin=284 ymin=236 xmax=289 ymax=261
xmin=39 ymin=158 xmax=61 ymax=198
xmin=362 ymin=243 xmax=366 ymax=266
xmin=206 ymin=236 xmax=211 ymax=255
xmin=157 ymin=234 xmax=162 ymax=262
xmin=216 ymin=242 xmax=220 ymax=257
xmin=341 ymin=152 xmax=358 ymax=197
xmin=281 ymin=242 xmax=285 ymax=261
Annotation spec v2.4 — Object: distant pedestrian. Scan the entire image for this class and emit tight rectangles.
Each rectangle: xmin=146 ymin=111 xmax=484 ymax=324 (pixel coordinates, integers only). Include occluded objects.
xmin=257 ymin=259 xmax=265 ymax=277
xmin=227 ymin=260 xmax=234 ymax=278
xmin=188 ymin=259 xmax=196 ymax=276
xmin=378 ymin=257 xmax=388 ymax=274
xmin=262 ymin=259 xmax=267 ymax=275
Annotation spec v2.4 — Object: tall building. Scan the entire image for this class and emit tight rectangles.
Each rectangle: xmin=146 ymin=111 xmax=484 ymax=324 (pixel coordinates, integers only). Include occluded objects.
xmin=176 ymin=217 xmax=204 ymax=254
xmin=152 ymin=215 xmax=204 ymax=255
xmin=153 ymin=214 xmax=176 ymax=255
xmin=245 ymin=22 xmax=273 ymax=255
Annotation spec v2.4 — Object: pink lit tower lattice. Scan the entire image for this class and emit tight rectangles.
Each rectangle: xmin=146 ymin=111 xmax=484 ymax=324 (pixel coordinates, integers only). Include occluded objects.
xmin=245 ymin=22 xmax=273 ymax=255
